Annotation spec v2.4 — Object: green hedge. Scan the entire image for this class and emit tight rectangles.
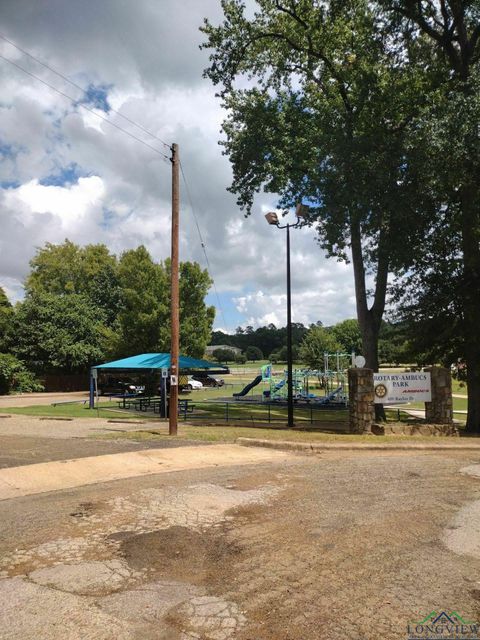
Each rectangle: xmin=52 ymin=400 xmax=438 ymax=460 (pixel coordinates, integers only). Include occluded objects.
xmin=0 ymin=353 xmax=44 ymax=394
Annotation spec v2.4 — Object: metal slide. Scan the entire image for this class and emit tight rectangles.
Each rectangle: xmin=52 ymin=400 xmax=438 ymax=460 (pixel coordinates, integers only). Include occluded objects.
xmin=233 ymin=375 xmax=263 ymax=397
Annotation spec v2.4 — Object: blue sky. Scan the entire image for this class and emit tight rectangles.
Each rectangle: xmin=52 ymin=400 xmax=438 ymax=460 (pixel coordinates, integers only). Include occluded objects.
xmin=0 ymin=0 xmax=358 ymax=331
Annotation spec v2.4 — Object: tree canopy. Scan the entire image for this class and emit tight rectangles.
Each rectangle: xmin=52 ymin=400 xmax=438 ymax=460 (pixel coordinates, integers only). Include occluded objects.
xmin=299 ymin=326 xmax=342 ymax=369
xmin=11 ymin=292 xmax=107 ymax=373
xmin=203 ymin=0 xmax=480 ymax=430
xmin=201 ymin=0 xmax=429 ymax=377
xmin=379 ymin=0 xmax=480 ymax=431
xmin=0 ymin=287 xmax=12 ymax=352
xmin=3 ymin=240 xmax=216 ymax=378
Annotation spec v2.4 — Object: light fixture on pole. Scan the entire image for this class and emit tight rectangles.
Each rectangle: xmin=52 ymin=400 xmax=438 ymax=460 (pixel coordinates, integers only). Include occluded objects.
xmin=265 ymin=205 xmax=308 ymax=428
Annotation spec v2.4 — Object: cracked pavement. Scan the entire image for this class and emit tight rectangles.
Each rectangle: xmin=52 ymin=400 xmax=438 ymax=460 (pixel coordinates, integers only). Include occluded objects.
xmin=1 ymin=442 xmax=480 ymax=638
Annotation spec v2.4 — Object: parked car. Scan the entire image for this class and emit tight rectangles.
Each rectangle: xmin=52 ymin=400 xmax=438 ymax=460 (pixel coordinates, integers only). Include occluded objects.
xmin=98 ymin=378 xmax=144 ymax=396
xmin=180 ymin=376 xmax=203 ymax=391
xmin=192 ymin=374 xmax=224 ymax=387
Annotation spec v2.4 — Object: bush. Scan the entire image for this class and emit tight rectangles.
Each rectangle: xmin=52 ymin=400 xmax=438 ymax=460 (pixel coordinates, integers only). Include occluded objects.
xmin=245 ymin=346 xmax=263 ymax=361
xmin=212 ymin=348 xmax=237 ymax=363
xmin=235 ymin=353 xmax=247 ymax=364
xmin=0 ymin=353 xmax=44 ymax=395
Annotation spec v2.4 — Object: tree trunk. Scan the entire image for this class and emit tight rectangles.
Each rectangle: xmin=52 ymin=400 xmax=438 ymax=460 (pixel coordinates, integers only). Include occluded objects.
xmin=350 ymin=218 xmax=389 ymax=421
xmin=460 ymin=182 xmax=480 ymax=434
xmin=465 ymin=352 xmax=480 ymax=434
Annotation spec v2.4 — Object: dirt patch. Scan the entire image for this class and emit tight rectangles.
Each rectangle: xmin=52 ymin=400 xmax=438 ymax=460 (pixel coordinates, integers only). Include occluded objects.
xmin=117 ymin=525 xmax=242 ymax=584
xmin=69 ymin=501 xmax=103 ymax=519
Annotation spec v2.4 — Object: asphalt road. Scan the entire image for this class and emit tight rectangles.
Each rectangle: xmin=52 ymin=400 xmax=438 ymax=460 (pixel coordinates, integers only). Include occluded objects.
xmin=1 ymin=446 xmax=480 ymax=639
xmin=0 ymin=391 xmax=89 ymax=408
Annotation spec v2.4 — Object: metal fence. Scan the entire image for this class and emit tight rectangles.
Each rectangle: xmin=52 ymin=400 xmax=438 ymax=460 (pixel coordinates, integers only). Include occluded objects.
xmin=112 ymin=395 xmax=348 ymax=429
xmin=177 ymin=400 xmax=349 ymax=429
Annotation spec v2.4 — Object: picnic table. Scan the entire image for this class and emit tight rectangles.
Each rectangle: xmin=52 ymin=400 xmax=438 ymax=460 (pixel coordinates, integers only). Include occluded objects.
xmin=117 ymin=395 xmax=195 ymax=418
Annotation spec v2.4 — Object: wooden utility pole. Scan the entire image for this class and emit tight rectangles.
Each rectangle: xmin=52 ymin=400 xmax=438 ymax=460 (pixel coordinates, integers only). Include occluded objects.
xmin=169 ymin=143 xmax=179 ymax=435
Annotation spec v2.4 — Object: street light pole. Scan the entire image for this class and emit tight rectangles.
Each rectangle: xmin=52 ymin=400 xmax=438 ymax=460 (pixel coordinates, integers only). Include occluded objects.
xmin=265 ymin=206 xmax=307 ymax=429
xmin=285 ymin=223 xmax=294 ymax=429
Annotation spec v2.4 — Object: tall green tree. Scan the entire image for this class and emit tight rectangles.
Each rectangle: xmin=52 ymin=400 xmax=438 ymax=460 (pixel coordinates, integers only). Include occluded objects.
xmin=202 ymin=0 xmax=428 ymax=379
xmin=26 ymin=240 xmax=122 ymax=326
xmin=115 ymin=248 xmax=215 ymax=359
xmin=115 ymin=246 xmax=168 ymax=357
xmin=10 ymin=293 xmax=107 ymax=373
xmin=381 ymin=1 xmax=480 ymax=431
xmin=246 ymin=345 xmax=264 ymax=361
xmin=0 ymin=287 xmax=12 ymax=351
xmin=330 ymin=319 xmax=362 ymax=354
xmin=299 ymin=326 xmax=341 ymax=369
xmin=178 ymin=261 xmax=215 ymax=358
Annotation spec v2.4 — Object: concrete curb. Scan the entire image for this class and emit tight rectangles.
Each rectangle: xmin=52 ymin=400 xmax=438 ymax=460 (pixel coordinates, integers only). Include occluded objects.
xmin=0 ymin=444 xmax=292 ymax=501
xmin=237 ymin=437 xmax=480 ymax=452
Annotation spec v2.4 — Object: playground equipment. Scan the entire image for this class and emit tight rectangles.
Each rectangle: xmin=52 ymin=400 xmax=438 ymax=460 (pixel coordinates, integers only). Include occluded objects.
xmin=322 ymin=352 xmax=353 ymax=395
xmin=233 ymin=375 xmax=262 ymax=397
xmin=231 ymin=353 xmax=354 ymax=406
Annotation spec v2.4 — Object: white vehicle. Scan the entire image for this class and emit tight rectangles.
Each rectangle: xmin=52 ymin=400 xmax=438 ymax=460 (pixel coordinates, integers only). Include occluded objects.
xmin=183 ymin=376 xmax=203 ymax=391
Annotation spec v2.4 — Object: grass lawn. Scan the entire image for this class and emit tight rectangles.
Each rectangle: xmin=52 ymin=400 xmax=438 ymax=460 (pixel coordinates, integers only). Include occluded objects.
xmin=407 ymin=396 xmax=468 ymax=412
xmin=451 ymin=379 xmax=468 ymax=395
xmin=0 ymin=402 xmax=141 ymax=420
xmin=96 ymin=423 xmax=453 ymax=444
xmin=0 ymin=397 xmax=348 ymax=426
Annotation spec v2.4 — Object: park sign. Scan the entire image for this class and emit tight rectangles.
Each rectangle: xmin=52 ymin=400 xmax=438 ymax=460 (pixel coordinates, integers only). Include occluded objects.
xmin=373 ymin=372 xmax=431 ymax=405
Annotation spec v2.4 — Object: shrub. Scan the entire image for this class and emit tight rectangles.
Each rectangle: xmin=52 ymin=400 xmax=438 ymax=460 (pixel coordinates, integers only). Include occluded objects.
xmin=0 ymin=353 xmax=44 ymax=395
xmin=212 ymin=348 xmax=237 ymax=363
xmin=245 ymin=346 xmax=263 ymax=361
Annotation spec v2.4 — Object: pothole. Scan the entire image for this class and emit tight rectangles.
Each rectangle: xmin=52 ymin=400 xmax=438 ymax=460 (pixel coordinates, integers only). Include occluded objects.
xmin=116 ymin=526 xmax=241 ymax=584
xmin=69 ymin=501 xmax=99 ymax=519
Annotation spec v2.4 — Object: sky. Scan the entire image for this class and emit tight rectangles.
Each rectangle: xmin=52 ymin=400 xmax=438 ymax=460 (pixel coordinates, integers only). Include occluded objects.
xmin=0 ymin=0 xmax=358 ymax=332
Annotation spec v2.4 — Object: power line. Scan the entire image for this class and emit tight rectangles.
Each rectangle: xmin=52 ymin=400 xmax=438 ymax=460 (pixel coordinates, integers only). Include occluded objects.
xmin=0 ymin=53 xmax=170 ymax=161
xmin=0 ymin=33 xmax=171 ymax=151
xmin=0 ymin=39 xmax=228 ymax=329
xmin=180 ymin=160 xmax=230 ymax=333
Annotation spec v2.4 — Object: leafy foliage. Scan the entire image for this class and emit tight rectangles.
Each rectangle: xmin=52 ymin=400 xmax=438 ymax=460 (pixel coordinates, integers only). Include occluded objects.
xmin=10 ymin=293 xmax=108 ymax=373
xmin=330 ymin=319 xmax=362 ymax=354
xmin=299 ymin=326 xmax=342 ymax=369
xmin=9 ymin=241 xmax=216 ymax=372
xmin=201 ymin=0 xmax=431 ymax=371
xmin=0 ymin=287 xmax=12 ymax=351
xmin=211 ymin=323 xmax=308 ymax=357
xmin=178 ymin=261 xmax=215 ymax=359
xmin=212 ymin=348 xmax=237 ymax=363
xmin=378 ymin=0 xmax=480 ymax=430
xmin=26 ymin=240 xmax=122 ymax=326
xmin=245 ymin=345 xmax=263 ymax=361
xmin=0 ymin=353 xmax=43 ymax=394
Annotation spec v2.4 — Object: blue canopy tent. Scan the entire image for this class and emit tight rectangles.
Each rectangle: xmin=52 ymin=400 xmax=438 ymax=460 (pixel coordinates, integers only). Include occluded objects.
xmin=89 ymin=353 xmax=228 ymax=409
xmin=93 ymin=353 xmax=227 ymax=371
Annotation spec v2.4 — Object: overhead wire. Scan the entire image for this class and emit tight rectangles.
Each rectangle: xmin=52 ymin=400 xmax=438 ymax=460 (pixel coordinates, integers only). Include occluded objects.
xmin=180 ymin=160 xmax=229 ymax=333
xmin=0 ymin=53 xmax=170 ymax=161
xmin=0 ymin=32 xmax=172 ymax=151
xmin=0 ymin=37 xmax=229 ymax=329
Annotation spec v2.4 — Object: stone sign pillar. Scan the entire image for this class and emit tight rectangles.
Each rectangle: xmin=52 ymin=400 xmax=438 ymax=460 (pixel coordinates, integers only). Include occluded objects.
xmin=348 ymin=368 xmax=374 ymax=434
xmin=425 ymin=366 xmax=453 ymax=425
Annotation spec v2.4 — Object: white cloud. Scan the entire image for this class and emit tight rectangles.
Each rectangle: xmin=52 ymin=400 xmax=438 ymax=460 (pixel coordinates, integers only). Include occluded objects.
xmin=8 ymin=176 xmax=105 ymax=218
xmin=0 ymin=0 xmax=362 ymax=328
